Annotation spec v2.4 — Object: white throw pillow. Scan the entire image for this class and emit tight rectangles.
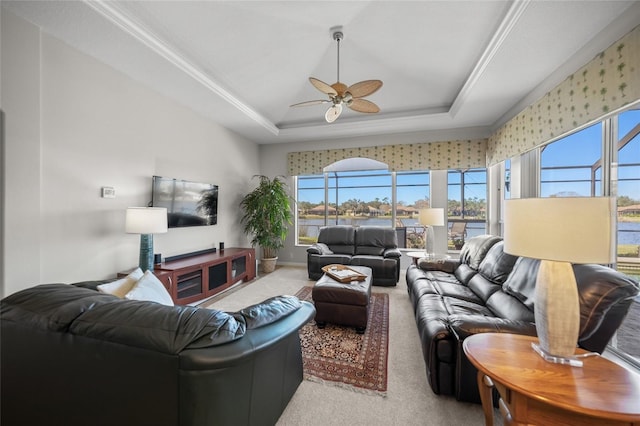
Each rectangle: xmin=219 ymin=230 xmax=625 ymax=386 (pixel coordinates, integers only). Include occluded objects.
xmin=97 ymin=267 xmax=144 ymax=298
xmin=125 ymin=270 xmax=174 ymax=306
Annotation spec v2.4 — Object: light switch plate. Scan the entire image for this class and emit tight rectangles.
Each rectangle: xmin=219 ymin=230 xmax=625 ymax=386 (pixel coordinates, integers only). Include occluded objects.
xmin=101 ymin=187 xmax=116 ymax=198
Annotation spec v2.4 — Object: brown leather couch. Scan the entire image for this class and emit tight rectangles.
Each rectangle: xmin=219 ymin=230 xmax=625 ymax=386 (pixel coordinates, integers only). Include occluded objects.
xmin=1 ymin=281 xmax=315 ymax=426
xmin=307 ymin=225 xmax=402 ymax=286
xmin=405 ymin=234 xmax=639 ymax=403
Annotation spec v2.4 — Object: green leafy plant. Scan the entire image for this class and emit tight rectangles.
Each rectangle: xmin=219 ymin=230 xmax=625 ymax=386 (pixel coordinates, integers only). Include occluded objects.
xmin=240 ymin=175 xmax=293 ymax=259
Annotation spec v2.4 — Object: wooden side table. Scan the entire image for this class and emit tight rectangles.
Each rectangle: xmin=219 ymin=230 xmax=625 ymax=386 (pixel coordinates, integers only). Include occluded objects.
xmin=463 ymin=333 xmax=640 ymax=426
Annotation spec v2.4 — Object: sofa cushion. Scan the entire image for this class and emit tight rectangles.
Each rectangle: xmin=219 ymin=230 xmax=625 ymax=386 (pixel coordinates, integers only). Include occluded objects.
xmin=475 ymin=242 xmax=519 ymax=285
xmin=70 ymin=301 xmax=246 ymax=354
xmin=485 ymin=290 xmax=535 ymax=321
xmin=458 ymin=234 xmax=502 ymax=270
xmin=124 ymin=270 xmax=174 ymax=306
xmin=0 ymin=284 xmax=117 ymax=332
xmin=97 ymin=268 xmax=143 ymax=298
xmin=501 ymin=257 xmax=540 ymax=311
xmin=354 ymin=226 xmax=398 ymax=255
xmin=466 ymin=242 xmax=518 ymax=303
xmin=318 ymin=225 xmax=356 ymax=255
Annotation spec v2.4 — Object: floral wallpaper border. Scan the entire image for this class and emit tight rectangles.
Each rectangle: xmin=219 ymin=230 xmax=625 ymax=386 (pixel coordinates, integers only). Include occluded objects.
xmin=487 ymin=24 xmax=640 ymax=166
xmin=287 ymin=139 xmax=487 ymax=176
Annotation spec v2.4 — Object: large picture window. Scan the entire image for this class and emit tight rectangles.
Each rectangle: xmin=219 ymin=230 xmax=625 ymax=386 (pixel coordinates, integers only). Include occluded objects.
xmin=539 ymin=123 xmax=602 ymax=197
xmin=447 ymin=169 xmax=487 ymax=249
xmin=295 ymin=168 xmax=484 ymax=250
xmin=536 ymin=107 xmax=640 ymax=367
xmin=296 ymin=170 xmax=392 ymax=245
xmin=611 ymin=107 xmax=640 ymax=365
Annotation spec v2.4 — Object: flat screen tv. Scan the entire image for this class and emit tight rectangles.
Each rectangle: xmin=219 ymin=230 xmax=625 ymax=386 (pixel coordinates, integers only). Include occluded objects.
xmin=152 ymin=176 xmax=218 ymax=228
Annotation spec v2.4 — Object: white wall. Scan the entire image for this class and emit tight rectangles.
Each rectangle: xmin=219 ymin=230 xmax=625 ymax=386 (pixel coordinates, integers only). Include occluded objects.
xmin=1 ymin=11 xmax=259 ymax=295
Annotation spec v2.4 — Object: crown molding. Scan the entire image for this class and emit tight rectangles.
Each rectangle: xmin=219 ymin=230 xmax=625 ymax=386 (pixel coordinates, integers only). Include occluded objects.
xmin=83 ymin=0 xmax=280 ymax=136
xmin=449 ymin=0 xmax=531 ymax=118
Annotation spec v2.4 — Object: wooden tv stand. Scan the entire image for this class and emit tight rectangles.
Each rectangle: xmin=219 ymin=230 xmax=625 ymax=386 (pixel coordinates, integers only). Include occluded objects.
xmin=144 ymin=248 xmax=255 ymax=305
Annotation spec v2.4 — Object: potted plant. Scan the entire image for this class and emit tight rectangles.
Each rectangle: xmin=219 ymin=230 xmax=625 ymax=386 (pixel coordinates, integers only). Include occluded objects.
xmin=240 ymin=175 xmax=293 ymax=273
xmin=453 ymin=236 xmax=465 ymax=250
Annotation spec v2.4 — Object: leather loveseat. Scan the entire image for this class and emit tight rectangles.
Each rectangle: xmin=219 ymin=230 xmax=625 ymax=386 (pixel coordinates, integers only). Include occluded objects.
xmin=1 ymin=281 xmax=315 ymax=426
xmin=307 ymin=225 xmax=401 ymax=286
xmin=405 ymin=234 xmax=639 ymax=403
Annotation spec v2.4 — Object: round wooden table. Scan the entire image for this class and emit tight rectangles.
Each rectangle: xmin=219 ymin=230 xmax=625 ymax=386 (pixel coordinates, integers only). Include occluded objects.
xmin=463 ymin=333 xmax=640 ymax=426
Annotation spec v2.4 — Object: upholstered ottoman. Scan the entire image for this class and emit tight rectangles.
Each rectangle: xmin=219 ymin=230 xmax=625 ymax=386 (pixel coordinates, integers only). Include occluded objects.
xmin=312 ymin=265 xmax=372 ymax=333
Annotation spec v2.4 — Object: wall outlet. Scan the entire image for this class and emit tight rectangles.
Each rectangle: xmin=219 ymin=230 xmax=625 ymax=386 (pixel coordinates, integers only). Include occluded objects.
xmin=101 ymin=186 xmax=116 ymax=198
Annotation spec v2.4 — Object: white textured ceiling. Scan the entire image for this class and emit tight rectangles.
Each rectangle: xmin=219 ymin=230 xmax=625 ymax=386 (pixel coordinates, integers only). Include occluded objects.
xmin=4 ymin=0 xmax=640 ymax=144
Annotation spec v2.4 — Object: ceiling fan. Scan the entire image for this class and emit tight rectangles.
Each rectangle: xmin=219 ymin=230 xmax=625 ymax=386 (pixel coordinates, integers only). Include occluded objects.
xmin=291 ymin=27 xmax=383 ymax=123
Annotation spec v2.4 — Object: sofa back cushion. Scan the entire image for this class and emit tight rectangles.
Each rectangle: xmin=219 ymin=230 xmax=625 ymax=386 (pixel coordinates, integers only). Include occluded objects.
xmin=501 ymin=257 xmax=540 ymax=311
xmin=467 ymin=242 xmax=518 ymax=301
xmin=459 ymin=235 xmax=502 ymax=271
xmin=476 ymin=241 xmax=519 ymax=285
xmin=70 ymin=302 xmax=247 ymax=354
xmin=355 ymin=226 xmax=398 ymax=255
xmin=483 ymin=256 xmax=539 ymax=322
xmin=318 ymin=226 xmax=356 ymax=255
xmin=0 ymin=284 xmax=116 ymax=332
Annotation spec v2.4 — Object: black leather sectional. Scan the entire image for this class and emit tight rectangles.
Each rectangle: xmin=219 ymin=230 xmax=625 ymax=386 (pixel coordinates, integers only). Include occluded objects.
xmin=1 ymin=282 xmax=315 ymax=426
xmin=406 ymin=234 xmax=639 ymax=403
xmin=306 ymin=225 xmax=402 ymax=286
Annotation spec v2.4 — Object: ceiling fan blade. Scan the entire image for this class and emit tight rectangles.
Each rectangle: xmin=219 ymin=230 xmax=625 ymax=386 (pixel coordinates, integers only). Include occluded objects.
xmin=347 ymin=80 xmax=383 ymax=98
xmin=290 ymin=99 xmax=331 ymax=107
xmin=348 ymin=98 xmax=380 ymax=113
xmin=309 ymin=77 xmax=338 ymax=96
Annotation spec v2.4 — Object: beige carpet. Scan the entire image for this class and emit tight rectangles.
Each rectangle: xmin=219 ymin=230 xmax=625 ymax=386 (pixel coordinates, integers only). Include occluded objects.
xmin=204 ymin=266 xmax=501 ymax=426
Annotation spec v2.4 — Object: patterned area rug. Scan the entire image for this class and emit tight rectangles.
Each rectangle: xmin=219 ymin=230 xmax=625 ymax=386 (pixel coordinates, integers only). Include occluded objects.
xmin=294 ymin=286 xmax=389 ymax=397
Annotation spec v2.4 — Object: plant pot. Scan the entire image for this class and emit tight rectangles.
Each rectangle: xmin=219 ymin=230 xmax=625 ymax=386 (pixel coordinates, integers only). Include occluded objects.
xmin=261 ymin=257 xmax=278 ymax=273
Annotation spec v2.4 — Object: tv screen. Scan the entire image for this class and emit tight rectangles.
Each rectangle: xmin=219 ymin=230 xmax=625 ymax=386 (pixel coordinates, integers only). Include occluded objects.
xmin=152 ymin=176 xmax=218 ymax=228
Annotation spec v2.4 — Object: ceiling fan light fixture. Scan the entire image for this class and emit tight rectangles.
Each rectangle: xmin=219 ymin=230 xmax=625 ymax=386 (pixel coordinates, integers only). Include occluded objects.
xmin=325 ymin=103 xmax=343 ymax=123
xmin=291 ymin=27 xmax=382 ymax=123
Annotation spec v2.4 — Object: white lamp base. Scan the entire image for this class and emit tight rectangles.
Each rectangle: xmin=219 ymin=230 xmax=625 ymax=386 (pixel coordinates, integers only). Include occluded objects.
xmin=424 ymin=225 xmax=435 ymax=257
xmin=533 ymin=260 xmax=581 ymax=364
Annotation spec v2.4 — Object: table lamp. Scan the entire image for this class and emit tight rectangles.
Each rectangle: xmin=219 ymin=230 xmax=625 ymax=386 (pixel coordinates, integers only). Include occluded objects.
xmin=126 ymin=207 xmax=168 ymax=272
xmin=503 ymin=197 xmax=615 ymax=365
xmin=419 ymin=208 xmax=445 ymax=258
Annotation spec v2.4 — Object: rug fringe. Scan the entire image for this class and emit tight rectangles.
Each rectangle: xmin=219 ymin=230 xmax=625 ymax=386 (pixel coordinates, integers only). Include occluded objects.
xmin=303 ymin=374 xmax=387 ymax=398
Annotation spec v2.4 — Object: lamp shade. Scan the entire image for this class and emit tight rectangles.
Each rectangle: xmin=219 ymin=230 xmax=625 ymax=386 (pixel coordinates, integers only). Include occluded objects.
xmin=125 ymin=207 xmax=168 ymax=234
xmin=419 ymin=208 xmax=445 ymax=227
xmin=503 ymin=197 xmax=615 ymax=264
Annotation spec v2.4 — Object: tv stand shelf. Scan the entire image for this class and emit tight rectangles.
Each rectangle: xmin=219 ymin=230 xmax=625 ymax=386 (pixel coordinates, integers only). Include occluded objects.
xmin=154 ymin=248 xmax=255 ymax=305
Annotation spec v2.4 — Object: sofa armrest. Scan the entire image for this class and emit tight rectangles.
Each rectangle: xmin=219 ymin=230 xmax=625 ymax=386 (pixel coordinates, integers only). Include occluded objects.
xmin=383 ymin=248 xmax=402 ymax=259
xmin=237 ymin=295 xmax=302 ymax=329
xmin=179 ymin=301 xmax=315 ymax=369
xmin=448 ymin=314 xmax=537 ymax=341
xmin=418 ymin=258 xmax=459 ymax=273
xmin=307 ymin=243 xmax=333 ymax=255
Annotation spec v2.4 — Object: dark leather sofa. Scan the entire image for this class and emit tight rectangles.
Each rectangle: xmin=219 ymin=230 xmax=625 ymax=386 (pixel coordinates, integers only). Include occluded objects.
xmin=1 ymin=281 xmax=315 ymax=426
xmin=406 ymin=234 xmax=639 ymax=403
xmin=307 ymin=225 xmax=402 ymax=286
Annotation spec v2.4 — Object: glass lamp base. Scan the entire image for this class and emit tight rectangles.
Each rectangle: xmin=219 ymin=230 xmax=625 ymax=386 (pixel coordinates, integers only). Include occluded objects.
xmin=531 ymin=342 xmax=599 ymax=367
